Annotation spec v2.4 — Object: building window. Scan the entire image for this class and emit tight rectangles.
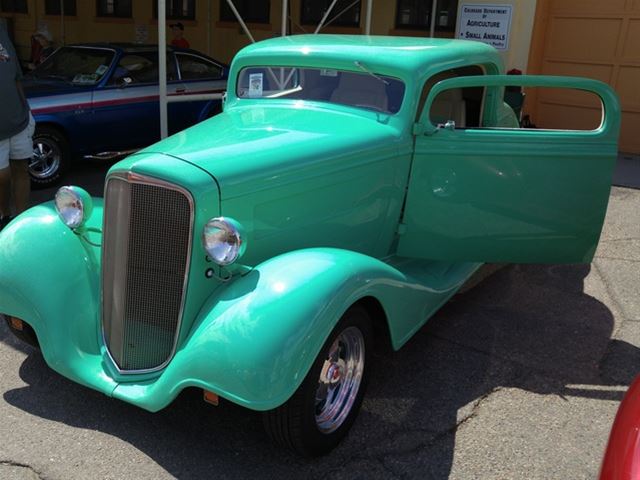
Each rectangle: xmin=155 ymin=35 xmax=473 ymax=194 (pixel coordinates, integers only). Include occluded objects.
xmin=45 ymin=0 xmax=77 ymax=16
xmin=220 ymin=0 xmax=270 ymax=24
xmin=301 ymin=0 xmax=361 ymax=27
xmin=153 ymin=0 xmax=195 ymax=20
xmin=396 ymin=0 xmax=458 ymax=31
xmin=0 ymin=0 xmax=28 ymax=13
xmin=96 ymin=0 xmax=132 ymax=18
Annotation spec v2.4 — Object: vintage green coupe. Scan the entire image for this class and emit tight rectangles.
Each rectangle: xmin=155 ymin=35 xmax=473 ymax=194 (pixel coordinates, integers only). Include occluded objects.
xmin=0 ymin=35 xmax=620 ymax=455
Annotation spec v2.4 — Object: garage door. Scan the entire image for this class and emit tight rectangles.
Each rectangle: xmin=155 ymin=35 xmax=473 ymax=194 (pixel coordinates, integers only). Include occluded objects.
xmin=527 ymin=0 xmax=640 ymax=153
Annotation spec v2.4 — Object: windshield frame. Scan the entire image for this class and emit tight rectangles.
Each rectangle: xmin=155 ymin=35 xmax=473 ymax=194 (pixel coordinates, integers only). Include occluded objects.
xmin=235 ymin=65 xmax=407 ymax=115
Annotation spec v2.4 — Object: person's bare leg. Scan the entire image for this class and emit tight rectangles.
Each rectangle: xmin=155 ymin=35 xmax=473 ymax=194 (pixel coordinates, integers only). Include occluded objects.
xmin=10 ymin=159 xmax=30 ymax=215
xmin=0 ymin=166 xmax=11 ymax=217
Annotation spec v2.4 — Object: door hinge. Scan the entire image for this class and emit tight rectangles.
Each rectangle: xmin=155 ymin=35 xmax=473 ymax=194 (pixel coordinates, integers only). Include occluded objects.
xmin=412 ymin=123 xmax=425 ymax=136
xmin=397 ymin=222 xmax=408 ymax=235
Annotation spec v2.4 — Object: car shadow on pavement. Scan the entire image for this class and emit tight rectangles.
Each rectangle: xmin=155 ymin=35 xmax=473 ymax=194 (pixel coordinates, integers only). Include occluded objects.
xmin=2 ymin=263 xmax=637 ymax=479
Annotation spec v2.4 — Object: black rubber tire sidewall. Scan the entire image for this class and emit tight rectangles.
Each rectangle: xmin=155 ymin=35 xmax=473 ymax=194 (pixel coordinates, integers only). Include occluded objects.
xmin=282 ymin=305 xmax=373 ymax=456
xmin=30 ymin=126 xmax=69 ymax=187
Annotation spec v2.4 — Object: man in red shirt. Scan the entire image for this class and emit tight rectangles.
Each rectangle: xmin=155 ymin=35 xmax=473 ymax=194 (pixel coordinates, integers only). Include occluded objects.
xmin=170 ymin=23 xmax=190 ymax=49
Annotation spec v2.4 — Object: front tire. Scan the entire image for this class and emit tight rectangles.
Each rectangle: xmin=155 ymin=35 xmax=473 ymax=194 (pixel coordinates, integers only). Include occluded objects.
xmin=263 ymin=305 xmax=373 ymax=456
xmin=30 ymin=126 xmax=70 ymax=187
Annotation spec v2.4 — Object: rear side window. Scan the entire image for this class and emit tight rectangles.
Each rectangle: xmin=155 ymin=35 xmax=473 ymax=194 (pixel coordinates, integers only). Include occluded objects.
xmin=177 ymin=54 xmax=224 ymax=80
xmin=109 ymin=52 xmax=177 ymax=85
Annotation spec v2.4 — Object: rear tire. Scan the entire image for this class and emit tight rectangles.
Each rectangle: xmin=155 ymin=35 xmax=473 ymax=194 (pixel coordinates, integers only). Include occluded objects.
xmin=263 ymin=305 xmax=373 ymax=456
xmin=30 ymin=126 xmax=70 ymax=187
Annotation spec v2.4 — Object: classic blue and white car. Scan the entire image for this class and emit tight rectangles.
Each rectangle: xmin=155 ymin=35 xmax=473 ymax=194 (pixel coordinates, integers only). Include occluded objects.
xmin=25 ymin=43 xmax=228 ymax=184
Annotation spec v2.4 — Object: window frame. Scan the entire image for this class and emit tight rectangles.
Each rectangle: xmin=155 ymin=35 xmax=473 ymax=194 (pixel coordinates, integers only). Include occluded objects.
xmin=96 ymin=0 xmax=132 ymax=18
xmin=395 ymin=0 xmax=458 ymax=32
xmin=300 ymin=0 xmax=362 ymax=28
xmin=45 ymin=0 xmax=77 ymax=16
xmin=0 ymin=0 xmax=27 ymax=14
xmin=152 ymin=0 xmax=196 ymax=20
xmin=219 ymin=0 xmax=271 ymax=25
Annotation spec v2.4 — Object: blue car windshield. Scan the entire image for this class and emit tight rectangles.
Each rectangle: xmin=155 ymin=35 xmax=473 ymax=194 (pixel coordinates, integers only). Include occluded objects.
xmin=237 ymin=66 xmax=405 ymax=114
xmin=29 ymin=47 xmax=115 ymax=85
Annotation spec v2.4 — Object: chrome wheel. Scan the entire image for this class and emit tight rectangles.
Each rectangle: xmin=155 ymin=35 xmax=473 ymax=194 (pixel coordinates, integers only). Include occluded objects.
xmin=315 ymin=326 xmax=365 ymax=434
xmin=30 ymin=137 xmax=62 ymax=180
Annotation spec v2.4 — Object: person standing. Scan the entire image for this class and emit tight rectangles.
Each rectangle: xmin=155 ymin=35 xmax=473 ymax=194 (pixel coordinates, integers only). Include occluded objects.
xmin=0 ymin=18 xmax=34 ymax=230
xmin=169 ymin=23 xmax=190 ymax=49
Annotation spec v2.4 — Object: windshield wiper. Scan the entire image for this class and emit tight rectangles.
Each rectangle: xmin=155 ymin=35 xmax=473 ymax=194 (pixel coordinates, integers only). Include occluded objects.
xmin=354 ymin=61 xmax=389 ymax=86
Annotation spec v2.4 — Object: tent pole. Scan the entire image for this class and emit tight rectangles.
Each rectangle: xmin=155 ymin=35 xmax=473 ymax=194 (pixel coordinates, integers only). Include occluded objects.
xmin=365 ymin=0 xmax=372 ymax=35
xmin=158 ymin=0 xmax=168 ymax=139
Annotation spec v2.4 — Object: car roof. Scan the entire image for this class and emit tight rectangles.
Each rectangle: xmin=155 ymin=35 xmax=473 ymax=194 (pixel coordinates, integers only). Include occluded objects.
xmin=233 ymin=35 xmax=503 ymax=79
xmin=64 ymin=43 xmax=226 ymax=64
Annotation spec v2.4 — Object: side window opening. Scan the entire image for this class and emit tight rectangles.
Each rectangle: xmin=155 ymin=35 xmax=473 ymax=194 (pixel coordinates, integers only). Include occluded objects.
xmin=418 ymin=65 xmax=485 ymax=127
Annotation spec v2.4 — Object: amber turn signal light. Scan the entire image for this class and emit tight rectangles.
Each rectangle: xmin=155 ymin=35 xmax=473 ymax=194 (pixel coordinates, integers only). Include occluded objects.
xmin=9 ymin=316 xmax=24 ymax=331
xmin=203 ymin=390 xmax=219 ymax=406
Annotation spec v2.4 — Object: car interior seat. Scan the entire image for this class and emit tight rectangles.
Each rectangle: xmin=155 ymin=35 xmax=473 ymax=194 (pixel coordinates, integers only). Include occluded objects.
xmin=330 ymin=73 xmax=389 ymax=112
xmin=430 ymin=88 xmax=466 ymax=127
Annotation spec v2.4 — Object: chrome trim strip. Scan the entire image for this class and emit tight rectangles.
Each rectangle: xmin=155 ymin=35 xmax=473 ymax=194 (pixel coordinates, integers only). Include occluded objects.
xmin=83 ymin=149 xmax=139 ymax=161
xmin=101 ymin=170 xmax=195 ymax=375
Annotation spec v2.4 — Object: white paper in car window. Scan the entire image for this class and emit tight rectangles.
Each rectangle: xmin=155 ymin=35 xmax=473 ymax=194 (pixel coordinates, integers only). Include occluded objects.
xmin=320 ymin=69 xmax=338 ymax=77
xmin=96 ymin=65 xmax=109 ymax=76
xmin=248 ymin=73 xmax=263 ymax=97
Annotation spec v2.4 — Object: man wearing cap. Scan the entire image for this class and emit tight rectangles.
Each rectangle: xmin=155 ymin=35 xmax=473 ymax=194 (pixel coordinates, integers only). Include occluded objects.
xmin=170 ymin=22 xmax=190 ymax=48
xmin=29 ymin=29 xmax=55 ymax=69
xmin=0 ymin=18 xmax=34 ymax=231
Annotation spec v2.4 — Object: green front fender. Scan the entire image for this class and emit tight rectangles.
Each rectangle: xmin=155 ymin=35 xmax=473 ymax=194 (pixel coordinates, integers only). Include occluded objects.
xmin=0 ymin=201 xmax=116 ymax=395
xmin=113 ymin=248 xmax=480 ymax=412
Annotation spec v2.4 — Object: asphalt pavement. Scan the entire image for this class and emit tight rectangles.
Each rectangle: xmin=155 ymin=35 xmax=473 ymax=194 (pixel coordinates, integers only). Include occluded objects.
xmin=1 ymin=158 xmax=639 ymax=479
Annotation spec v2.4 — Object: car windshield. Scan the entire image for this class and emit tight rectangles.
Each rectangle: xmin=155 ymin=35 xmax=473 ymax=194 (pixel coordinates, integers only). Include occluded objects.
xmin=29 ymin=46 xmax=115 ymax=85
xmin=237 ymin=66 xmax=405 ymax=114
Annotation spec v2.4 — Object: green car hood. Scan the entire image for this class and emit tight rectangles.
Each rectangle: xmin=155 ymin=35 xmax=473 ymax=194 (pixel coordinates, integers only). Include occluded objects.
xmin=140 ymin=102 xmax=402 ymax=200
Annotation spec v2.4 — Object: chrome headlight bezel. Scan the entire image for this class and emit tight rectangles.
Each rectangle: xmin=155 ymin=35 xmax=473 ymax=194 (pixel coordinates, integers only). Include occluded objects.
xmin=201 ymin=217 xmax=246 ymax=266
xmin=54 ymin=186 xmax=93 ymax=229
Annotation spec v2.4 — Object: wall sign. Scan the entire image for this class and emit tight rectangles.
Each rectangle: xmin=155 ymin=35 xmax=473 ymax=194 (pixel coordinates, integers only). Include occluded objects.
xmin=458 ymin=4 xmax=513 ymax=51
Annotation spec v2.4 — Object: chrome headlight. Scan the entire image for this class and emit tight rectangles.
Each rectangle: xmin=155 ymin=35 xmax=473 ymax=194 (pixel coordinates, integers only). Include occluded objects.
xmin=202 ymin=217 xmax=245 ymax=266
xmin=54 ymin=186 xmax=93 ymax=229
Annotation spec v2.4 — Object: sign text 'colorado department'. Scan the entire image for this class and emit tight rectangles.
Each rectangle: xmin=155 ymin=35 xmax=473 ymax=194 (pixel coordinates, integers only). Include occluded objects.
xmin=457 ymin=4 xmax=513 ymax=51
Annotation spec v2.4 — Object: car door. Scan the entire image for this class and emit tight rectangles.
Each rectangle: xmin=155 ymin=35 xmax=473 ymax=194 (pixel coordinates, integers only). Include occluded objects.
xmin=397 ymin=75 xmax=620 ymax=263
xmin=171 ymin=52 xmax=227 ymax=131
xmin=90 ymin=51 xmax=183 ymax=151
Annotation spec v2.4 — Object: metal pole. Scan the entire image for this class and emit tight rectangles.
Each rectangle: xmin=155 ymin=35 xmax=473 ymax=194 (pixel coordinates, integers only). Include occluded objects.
xmin=430 ymin=0 xmax=438 ymax=38
xmin=158 ymin=0 xmax=168 ymax=139
xmin=225 ymin=0 xmax=256 ymax=43
xmin=314 ymin=0 xmax=338 ymax=34
xmin=365 ymin=0 xmax=372 ymax=35
xmin=60 ymin=0 xmax=65 ymax=45
xmin=207 ymin=0 xmax=211 ymax=55
xmin=281 ymin=0 xmax=288 ymax=36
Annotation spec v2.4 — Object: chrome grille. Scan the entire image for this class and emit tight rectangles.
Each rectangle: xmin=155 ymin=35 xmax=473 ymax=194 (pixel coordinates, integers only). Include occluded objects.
xmin=102 ymin=173 xmax=193 ymax=372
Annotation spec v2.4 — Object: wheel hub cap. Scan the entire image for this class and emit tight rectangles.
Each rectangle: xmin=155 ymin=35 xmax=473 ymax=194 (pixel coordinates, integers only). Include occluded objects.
xmin=314 ymin=326 xmax=365 ymax=434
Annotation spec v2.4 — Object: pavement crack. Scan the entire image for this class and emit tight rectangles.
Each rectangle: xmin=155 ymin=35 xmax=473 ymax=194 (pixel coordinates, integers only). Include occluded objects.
xmin=591 ymin=261 xmax=630 ymax=330
xmin=0 ymin=460 xmax=42 ymax=479
xmin=599 ymin=237 xmax=640 ymax=243
xmin=595 ymin=256 xmax=640 ymax=263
